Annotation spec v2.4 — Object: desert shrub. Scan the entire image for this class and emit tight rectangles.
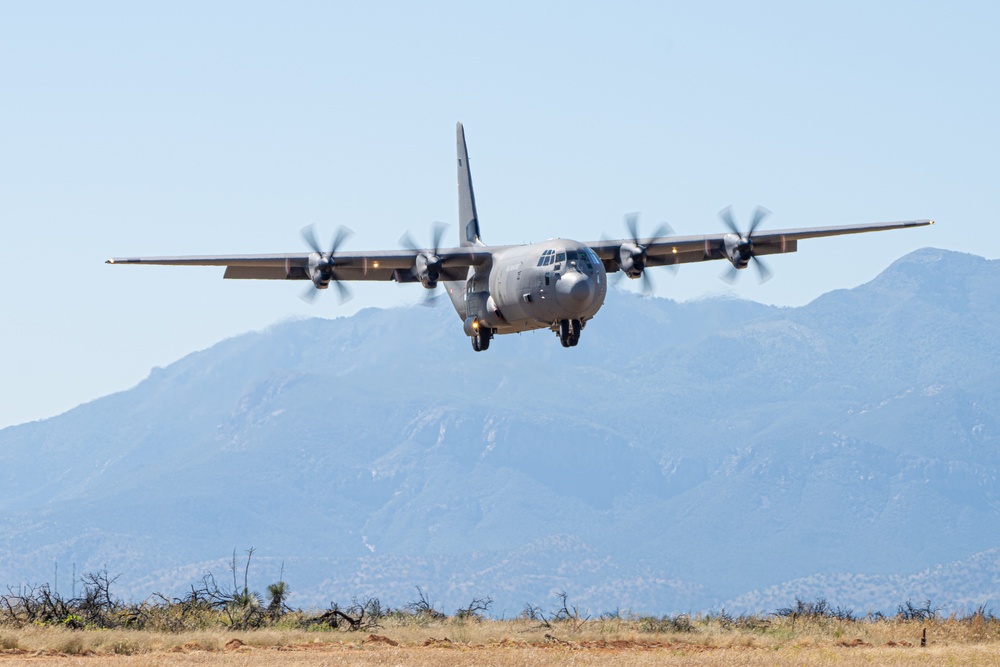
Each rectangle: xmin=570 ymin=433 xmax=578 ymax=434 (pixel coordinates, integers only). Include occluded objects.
xmin=455 ymin=596 xmax=493 ymax=622
xmin=57 ymin=633 xmax=85 ymax=654
xmin=896 ymin=599 xmax=938 ymax=622
xmin=776 ymin=597 xmax=855 ymax=621
xmin=308 ymin=597 xmax=387 ymax=631
xmin=709 ymin=609 xmax=771 ymax=633
xmin=637 ymin=614 xmax=694 ymax=633
xmin=401 ymin=587 xmax=445 ymax=623
xmin=518 ymin=603 xmax=551 ymax=628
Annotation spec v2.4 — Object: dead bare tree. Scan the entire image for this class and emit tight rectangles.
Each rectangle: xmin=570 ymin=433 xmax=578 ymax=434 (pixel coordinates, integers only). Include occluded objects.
xmin=311 ymin=597 xmax=384 ymax=631
xmin=553 ymin=591 xmax=589 ymax=630
xmin=519 ymin=602 xmax=552 ymax=628
xmin=455 ymin=596 xmax=493 ymax=621
xmin=405 ymin=587 xmax=445 ymax=620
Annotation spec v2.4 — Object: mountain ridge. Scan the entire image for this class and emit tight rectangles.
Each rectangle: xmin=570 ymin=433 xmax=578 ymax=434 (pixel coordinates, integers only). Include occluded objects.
xmin=2 ymin=247 xmax=998 ymax=614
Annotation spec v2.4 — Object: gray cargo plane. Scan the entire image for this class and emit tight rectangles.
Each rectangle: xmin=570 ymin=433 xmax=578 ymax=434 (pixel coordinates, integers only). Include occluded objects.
xmin=108 ymin=123 xmax=933 ymax=351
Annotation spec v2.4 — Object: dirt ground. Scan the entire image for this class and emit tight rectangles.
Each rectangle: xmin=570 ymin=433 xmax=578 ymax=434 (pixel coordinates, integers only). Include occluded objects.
xmin=3 ymin=635 xmax=1000 ymax=667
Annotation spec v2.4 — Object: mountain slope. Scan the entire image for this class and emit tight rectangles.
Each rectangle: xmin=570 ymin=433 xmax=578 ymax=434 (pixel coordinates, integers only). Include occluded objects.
xmin=1 ymin=248 xmax=998 ymax=613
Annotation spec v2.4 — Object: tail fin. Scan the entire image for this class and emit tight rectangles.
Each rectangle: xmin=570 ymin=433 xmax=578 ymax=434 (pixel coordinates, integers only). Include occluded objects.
xmin=457 ymin=122 xmax=482 ymax=246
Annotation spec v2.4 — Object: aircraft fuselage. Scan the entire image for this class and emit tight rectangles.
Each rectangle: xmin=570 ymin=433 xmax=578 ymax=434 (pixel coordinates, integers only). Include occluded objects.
xmin=445 ymin=239 xmax=607 ymax=342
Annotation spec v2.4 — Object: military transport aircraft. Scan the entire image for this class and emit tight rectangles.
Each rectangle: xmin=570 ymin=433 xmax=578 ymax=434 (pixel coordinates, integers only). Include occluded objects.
xmin=108 ymin=123 xmax=933 ymax=351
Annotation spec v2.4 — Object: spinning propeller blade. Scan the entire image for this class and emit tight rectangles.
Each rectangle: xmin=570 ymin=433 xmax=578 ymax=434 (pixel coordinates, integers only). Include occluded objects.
xmin=718 ymin=206 xmax=773 ymax=284
xmin=300 ymin=224 xmax=354 ymax=304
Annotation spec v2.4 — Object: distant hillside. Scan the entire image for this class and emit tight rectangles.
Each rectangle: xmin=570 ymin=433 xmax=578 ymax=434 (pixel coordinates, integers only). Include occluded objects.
xmin=1 ymin=248 xmax=998 ymax=614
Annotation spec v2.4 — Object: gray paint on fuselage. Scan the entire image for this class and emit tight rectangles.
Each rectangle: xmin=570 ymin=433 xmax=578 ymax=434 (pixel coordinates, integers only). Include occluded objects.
xmin=444 ymin=239 xmax=607 ymax=335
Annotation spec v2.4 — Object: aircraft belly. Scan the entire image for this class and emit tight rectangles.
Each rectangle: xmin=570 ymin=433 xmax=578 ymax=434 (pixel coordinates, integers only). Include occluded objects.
xmin=494 ymin=319 xmax=551 ymax=335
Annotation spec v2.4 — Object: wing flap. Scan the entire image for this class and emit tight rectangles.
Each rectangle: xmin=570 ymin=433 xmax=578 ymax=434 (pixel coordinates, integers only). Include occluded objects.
xmin=224 ymin=265 xmax=300 ymax=280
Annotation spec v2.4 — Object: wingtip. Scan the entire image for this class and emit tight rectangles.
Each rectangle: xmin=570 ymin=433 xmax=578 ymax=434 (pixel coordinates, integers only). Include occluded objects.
xmin=106 ymin=258 xmax=115 ymax=264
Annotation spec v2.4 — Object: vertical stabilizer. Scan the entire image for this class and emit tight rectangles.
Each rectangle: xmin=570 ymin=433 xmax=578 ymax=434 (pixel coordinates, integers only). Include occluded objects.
xmin=457 ymin=122 xmax=482 ymax=246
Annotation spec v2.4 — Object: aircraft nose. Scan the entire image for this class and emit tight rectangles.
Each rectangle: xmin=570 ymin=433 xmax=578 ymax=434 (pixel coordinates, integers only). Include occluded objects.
xmin=555 ymin=271 xmax=594 ymax=313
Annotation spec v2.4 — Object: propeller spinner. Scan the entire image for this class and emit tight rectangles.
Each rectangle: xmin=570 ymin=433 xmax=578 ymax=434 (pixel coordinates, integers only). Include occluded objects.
xmin=301 ymin=224 xmax=354 ymax=303
xmin=616 ymin=212 xmax=674 ymax=294
xmin=400 ymin=222 xmax=454 ymax=306
xmin=720 ymin=206 xmax=773 ymax=284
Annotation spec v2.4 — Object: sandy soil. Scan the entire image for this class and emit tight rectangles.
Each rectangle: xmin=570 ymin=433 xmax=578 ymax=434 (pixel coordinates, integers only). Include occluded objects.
xmin=3 ymin=635 xmax=1000 ymax=667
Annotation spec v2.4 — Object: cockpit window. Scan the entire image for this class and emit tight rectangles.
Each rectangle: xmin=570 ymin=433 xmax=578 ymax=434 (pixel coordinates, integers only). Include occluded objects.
xmin=556 ymin=252 xmax=566 ymax=262
xmin=538 ymin=249 xmax=560 ymax=267
xmin=559 ymin=248 xmax=594 ymax=270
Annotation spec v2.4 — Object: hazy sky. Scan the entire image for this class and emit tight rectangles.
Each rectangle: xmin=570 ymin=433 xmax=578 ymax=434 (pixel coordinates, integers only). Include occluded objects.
xmin=1 ymin=1 xmax=996 ymax=428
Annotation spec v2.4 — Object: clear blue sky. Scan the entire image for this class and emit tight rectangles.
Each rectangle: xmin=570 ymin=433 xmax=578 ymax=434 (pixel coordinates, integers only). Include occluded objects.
xmin=1 ymin=1 xmax=994 ymax=428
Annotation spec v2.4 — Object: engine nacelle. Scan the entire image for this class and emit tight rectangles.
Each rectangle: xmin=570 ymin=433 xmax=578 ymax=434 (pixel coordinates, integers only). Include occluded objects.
xmin=723 ymin=233 xmax=751 ymax=270
xmin=413 ymin=252 xmax=441 ymax=289
xmin=618 ymin=242 xmax=645 ymax=279
xmin=307 ymin=252 xmax=332 ymax=288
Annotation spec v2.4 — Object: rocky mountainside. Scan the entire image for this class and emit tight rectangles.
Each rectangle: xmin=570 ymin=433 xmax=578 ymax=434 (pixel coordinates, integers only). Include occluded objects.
xmin=1 ymin=248 xmax=998 ymax=614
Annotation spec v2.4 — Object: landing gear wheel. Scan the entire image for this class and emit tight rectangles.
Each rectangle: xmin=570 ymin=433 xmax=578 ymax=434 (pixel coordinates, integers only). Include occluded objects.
xmin=558 ymin=319 xmax=582 ymax=348
xmin=569 ymin=319 xmax=581 ymax=347
xmin=471 ymin=329 xmax=491 ymax=352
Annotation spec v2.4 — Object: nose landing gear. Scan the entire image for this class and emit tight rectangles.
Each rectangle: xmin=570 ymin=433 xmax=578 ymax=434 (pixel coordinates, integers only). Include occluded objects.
xmin=558 ymin=319 xmax=582 ymax=348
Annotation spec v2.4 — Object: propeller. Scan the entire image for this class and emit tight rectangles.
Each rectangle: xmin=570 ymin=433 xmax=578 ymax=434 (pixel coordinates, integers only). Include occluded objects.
xmin=719 ymin=206 xmax=772 ymax=284
xmin=400 ymin=222 xmax=450 ymax=306
xmin=616 ymin=212 xmax=675 ymax=294
xmin=300 ymin=224 xmax=354 ymax=303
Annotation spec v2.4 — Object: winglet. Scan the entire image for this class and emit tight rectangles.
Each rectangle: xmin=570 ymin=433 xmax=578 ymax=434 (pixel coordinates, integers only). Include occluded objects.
xmin=457 ymin=122 xmax=482 ymax=247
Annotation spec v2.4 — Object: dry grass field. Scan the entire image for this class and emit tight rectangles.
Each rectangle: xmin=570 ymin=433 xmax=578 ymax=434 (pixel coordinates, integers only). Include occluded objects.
xmin=2 ymin=615 xmax=1000 ymax=666
xmin=3 ymin=567 xmax=998 ymax=665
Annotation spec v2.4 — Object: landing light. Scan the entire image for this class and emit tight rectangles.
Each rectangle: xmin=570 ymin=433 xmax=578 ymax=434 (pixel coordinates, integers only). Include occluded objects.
xmin=373 ymin=261 xmax=380 ymax=267
xmin=472 ymin=320 xmax=479 ymax=331
xmin=672 ymin=248 xmax=677 ymax=254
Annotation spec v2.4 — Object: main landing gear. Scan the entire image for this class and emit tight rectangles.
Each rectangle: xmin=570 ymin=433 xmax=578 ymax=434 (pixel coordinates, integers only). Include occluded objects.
xmin=471 ymin=328 xmax=492 ymax=352
xmin=558 ymin=319 xmax=582 ymax=348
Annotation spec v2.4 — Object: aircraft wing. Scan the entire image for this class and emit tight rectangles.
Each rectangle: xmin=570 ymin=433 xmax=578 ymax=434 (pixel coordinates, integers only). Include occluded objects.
xmin=106 ymin=247 xmax=491 ymax=282
xmin=586 ymin=219 xmax=934 ymax=270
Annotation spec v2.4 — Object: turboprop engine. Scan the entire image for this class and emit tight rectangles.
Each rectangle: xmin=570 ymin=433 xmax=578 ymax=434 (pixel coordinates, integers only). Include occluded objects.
xmin=301 ymin=224 xmax=352 ymax=302
xmin=412 ymin=250 xmax=442 ymax=289
xmin=400 ymin=222 xmax=447 ymax=290
xmin=614 ymin=213 xmax=672 ymax=293
xmin=719 ymin=206 xmax=772 ymax=283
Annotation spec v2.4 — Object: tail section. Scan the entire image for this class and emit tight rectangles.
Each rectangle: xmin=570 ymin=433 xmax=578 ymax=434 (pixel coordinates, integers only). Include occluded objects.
xmin=457 ymin=122 xmax=483 ymax=246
